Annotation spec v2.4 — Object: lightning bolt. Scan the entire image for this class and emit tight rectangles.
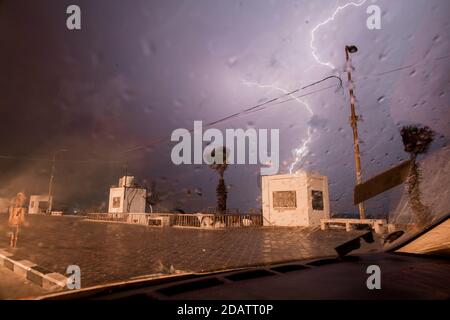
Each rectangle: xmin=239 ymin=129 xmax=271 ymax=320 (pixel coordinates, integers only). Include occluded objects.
xmin=244 ymin=0 xmax=368 ymax=174
xmin=310 ymin=0 xmax=368 ymax=69
xmin=242 ymin=80 xmax=314 ymax=173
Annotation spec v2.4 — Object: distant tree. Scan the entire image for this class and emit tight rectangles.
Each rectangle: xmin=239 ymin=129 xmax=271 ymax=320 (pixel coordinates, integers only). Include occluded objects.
xmin=209 ymin=146 xmax=229 ymax=215
xmin=146 ymin=182 xmax=160 ymax=213
xmin=400 ymin=125 xmax=434 ymax=227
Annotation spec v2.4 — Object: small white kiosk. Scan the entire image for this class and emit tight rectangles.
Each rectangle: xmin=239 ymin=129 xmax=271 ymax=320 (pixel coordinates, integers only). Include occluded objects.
xmin=261 ymin=171 xmax=330 ymax=227
xmin=28 ymin=195 xmax=52 ymax=214
xmin=108 ymin=176 xmax=146 ymax=214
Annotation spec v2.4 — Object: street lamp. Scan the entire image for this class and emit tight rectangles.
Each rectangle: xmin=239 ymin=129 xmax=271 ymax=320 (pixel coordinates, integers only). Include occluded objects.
xmin=346 ymin=45 xmax=358 ymax=54
xmin=344 ymin=45 xmax=366 ymax=220
xmin=47 ymin=148 xmax=68 ymax=214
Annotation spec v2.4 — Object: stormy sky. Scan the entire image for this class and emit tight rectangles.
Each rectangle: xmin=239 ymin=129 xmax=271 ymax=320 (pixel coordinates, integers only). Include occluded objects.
xmin=0 ymin=0 xmax=449 ymax=215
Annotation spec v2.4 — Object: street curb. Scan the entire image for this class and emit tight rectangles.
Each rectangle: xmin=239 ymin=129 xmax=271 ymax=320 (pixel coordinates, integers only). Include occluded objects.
xmin=0 ymin=248 xmax=67 ymax=289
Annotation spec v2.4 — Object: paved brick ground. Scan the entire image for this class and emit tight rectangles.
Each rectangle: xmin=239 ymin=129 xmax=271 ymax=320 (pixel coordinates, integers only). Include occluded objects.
xmin=0 ymin=214 xmax=380 ymax=293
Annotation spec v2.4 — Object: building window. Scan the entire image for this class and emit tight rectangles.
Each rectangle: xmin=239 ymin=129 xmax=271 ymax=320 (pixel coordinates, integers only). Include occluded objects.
xmin=311 ymin=190 xmax=324 ymax=211
xmin=273 ymin=191 xmax=297 ymax=209
xmin=30 ymin=201 xmax=34 ymax=208
xmin=112 ymin=197 xmax=121 ymax=208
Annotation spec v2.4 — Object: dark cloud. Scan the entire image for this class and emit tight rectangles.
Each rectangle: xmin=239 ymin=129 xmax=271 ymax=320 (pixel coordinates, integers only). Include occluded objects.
xmin=1 ymin=0 xmax=449 ymax=215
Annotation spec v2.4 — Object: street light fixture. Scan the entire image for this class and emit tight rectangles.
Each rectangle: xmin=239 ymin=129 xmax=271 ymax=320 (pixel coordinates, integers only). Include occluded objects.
xmin=346 ymin=45 xmax=358 ymax=54
xmin=344 ymin=45 xmax=366 ymax=220
xmin=47 ymin=148 xmax=68 ymax=214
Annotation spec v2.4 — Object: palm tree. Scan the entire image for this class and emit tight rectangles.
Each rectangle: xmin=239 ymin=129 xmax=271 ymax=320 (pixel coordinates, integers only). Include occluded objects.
xmin=400 ymin=125 xmax=434 ymax=227
xmin=209 ymin=146 xmax=229 ymax=215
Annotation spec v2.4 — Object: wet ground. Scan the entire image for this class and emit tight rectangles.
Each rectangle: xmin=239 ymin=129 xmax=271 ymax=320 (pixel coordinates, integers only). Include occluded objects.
xmin=0 ymin=214 xmax=381 ymax=295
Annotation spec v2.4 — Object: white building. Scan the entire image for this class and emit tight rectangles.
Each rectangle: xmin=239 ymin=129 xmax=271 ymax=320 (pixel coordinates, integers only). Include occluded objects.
xmin=261 ymin=171 xmax=330 ymax=227
xmin=108 ymin=176 xmax=146 ymax=213
xmin=28 ymin=195 xmax=52 ymax=214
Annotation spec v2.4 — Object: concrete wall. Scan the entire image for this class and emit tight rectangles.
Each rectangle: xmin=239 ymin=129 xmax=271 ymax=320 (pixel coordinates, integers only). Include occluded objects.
xmin=262 ymin=172 xmax=330 ymax=227
xmin=262 ymin=173 xmax=309 ymax=226
xmin=390 ymin=145 xmax=450 ymax=224
xmin=125 ymin=188 xmax=146 ymax=213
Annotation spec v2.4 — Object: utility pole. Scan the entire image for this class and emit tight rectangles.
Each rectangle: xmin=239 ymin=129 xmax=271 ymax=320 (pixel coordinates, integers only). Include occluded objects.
xmin=123 ymin=161 xmax=128 ymax=213
xmin=47 ymin=149 xmax=67 ymax=214
xmin=345 ymin=45 xmax=366 ymax=219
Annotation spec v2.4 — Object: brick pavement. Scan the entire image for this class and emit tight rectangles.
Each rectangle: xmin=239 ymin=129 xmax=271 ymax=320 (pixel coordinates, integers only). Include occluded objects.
xmin=0 ymin=214 xmax=379 ymax=292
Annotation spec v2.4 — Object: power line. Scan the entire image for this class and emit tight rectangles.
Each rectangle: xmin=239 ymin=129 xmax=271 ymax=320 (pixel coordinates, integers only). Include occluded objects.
xmin=356 ymin=54 xmax=450 ymax=78
xmin=0 ymin=155 xmax=120 ymax=164
xmin=118 ymin=55 xmax=450 ymax=161
xmin=0 ymin=155 xmax=50 ymax=162
xmin=208 ymin=75 xmax=343 ymax=126
xmin=2 ymin=55 xmax=449 ymax=164
xmin=121 ymin=75 xmax=343 ymax=155
xmin=121 ymin=54 xmax=450 ymax=158
xmin=0 ymin=80 xmax=336 ymax=164
xmin=244 ymin=83 xmax=341 ymax=115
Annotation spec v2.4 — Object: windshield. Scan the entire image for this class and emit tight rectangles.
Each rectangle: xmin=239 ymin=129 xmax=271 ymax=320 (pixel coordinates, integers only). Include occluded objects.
xmin=395 ymin=217 xmax=450 ymax=256
xmin=0 ymin=0 xmax=449 ymax=300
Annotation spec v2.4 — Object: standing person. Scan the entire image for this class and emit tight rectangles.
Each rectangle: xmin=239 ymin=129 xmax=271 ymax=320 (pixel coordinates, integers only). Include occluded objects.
xmin=8 ymin=192 xmax=26 ymax=248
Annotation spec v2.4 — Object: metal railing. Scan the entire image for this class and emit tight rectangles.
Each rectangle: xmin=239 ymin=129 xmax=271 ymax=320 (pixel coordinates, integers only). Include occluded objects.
xmin=211 ymin=214 xmax=262 ymax=228
xmin=171 ymin=213 xmax=262 ymax=228
xmin=86 ymin=213 xmax=262 ymax=228
xmin=86 ymin=213 xmax=148 ymax=224
xmin=86 ymin=213 xmax=125 ymax=222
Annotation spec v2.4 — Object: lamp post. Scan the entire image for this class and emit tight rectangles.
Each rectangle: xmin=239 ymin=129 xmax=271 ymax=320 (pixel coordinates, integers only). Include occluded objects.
xmin=47 ymin=149 xmax=67 ymax=214
xmin=345 ymin=45 xmax=366 ymax=219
